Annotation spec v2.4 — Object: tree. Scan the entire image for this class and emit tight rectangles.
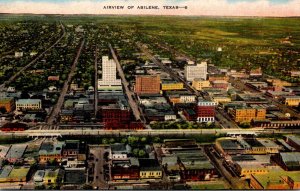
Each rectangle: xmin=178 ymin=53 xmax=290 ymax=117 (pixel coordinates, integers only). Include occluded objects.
xmin=153 ymin=137 xmax=161 ymax=143
xmin=133 ymin=148 xmax=139 ymax=157
xmin=128 ymin=136 xmax=139 ymax=146
xmin=140 ymin=137 xmax=147 ymax=143
xmin=109 ymin=138 xmax=115 ymax=144
xmin=138 ymin=150 xmax=146 ymax=158
xmin=102 ymin=138 xmax=109 ymax=144
xmin=121 ymin=138 xmax=128 ymax=144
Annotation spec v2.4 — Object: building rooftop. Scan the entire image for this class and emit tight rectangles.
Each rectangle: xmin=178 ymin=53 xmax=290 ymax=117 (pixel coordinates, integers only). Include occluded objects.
xmin=39 ymin=142 xmax=64 ymax=156
xmin=16 ymin=99 xmax=41 ymax=105
xmin=0 ymin=165 xmax=13 ymax=178
xmin=286 ymin=135 xmax=300 ymax=146
xmin=218 ymin=139 xmax=243 ymax=150
xmin=5 ymin=144 xmax=27 ymax=160
xmin=161 ymin=155 xmax=180 ymax=171
xmin=8 ymin=166 xmax=30 ymax=179
xmin=64 ymin=170 xmax=86 ymax=184
xmin=279 ymin=152 xmax=300 ymax=168
xmin=257 ymin=139 xmax=280 ymax=148
xmin=44 ymin=169 xmax=64 ymax=178
xmin=111 ymin=143 xmax=131 ymax=154
xmin=138 ymin=159 xmax=161 ymax=171
xmin=0 ymin=97 xmax=14 ymax=103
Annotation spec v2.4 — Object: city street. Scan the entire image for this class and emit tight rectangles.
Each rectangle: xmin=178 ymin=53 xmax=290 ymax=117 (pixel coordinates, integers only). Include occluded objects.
xmin=46 ymin=39 xmax=85 ymax=125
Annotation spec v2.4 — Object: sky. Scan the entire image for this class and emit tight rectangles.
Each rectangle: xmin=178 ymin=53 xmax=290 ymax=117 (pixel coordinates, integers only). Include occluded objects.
xmin=0 ymin=0 xmax=299 ymax=16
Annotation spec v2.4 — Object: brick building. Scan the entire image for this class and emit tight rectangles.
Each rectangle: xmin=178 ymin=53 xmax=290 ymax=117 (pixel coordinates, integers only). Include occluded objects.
xmin=135 ymin=75 xmax=161 ymax=95
xmin=196 ymin=100 xmax=217 ymax=122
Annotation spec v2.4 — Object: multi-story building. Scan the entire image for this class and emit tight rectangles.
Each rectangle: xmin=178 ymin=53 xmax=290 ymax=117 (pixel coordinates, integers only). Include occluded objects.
xmin=161 ymin=80 xmax=184 ymax=91
xmin=135 ymin=75 xmax=161 ymax=95
xmin=192 ymin=79 xmax=211 ymax=91
xmin=229 ymin=107 xmax=266 ymax=123
xmin=196 ymin=100 xmax=217 ymax=122
xmin=211 ymin=80 xmax=229 ymax=90
xmin=138 ymin=159 xmax=163 ymax=179
xmin=39 ymin=142 xmax=64 ymax=163
xmin=184 ymin=62 xmax=207 ymax=82
xmin=16 ymin=99 xmax=42 ymax=111
xmin=0 ymin=97 xmax=15 ymax=113
xmin=283 ymin=96 xmax=300 ymax=107
xmin=111 ymin=158 xmax=140 ymax=180
xmin=208 ymin=74 xmax=229 ymax=82
xmin=98 ymin=56 xmax=122 ymax=91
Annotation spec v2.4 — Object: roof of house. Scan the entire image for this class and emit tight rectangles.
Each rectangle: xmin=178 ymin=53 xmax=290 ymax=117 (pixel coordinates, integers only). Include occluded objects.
xmin=279 ymin=152 xmax=300 ymax=168
xmin=161 ymin=155 xmax=180 ymax=171
xmin=8 ymin=166 xmax=30 ymax=179
xmin=5 ymin=144 xmax=27 ymax=160
xmin=64 ymin=170 xmax=86 ymax=184
xmin=0 ymin=97 xmax=14 ymax=103
xmin=33 ymin=170 xmax=45 ymax=181
xmin=175 ymin=150 xmax=214 ymax=170
xmin=111 ymin=143 xmax=131 ymax=154
xmin=64 ymin=140 xmax=80 ymax=150
xmin=138 ymin=158 xmax=162 ymax=171
xmin=39 ymin=142 xmax=64 ymax=156
xmin=0 ymin=165 xmax=13 ymax=178
xmin=16 ymin=99 xmax=41 ymax=105
xmin=286 ymin=135 xmax=300 ymax=146
xmin=44 ymin=169 xmax=63 ymax=178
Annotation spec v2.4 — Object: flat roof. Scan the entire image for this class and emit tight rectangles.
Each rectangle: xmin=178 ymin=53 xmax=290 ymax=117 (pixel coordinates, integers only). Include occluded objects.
xmin=16 ymin=99 xmax=41 ymax=104
xmin=8 ymin=166 xmax=30 ymax=179
xmin=286 ymin=135 xmax=300 ymax=146
xmin=6 ymin=144 xmax=27 ymax=160
xmin=0 ymin=165 xmax=13 ymax=178
xmin=39 ymin=142 xmax=64 ymax=156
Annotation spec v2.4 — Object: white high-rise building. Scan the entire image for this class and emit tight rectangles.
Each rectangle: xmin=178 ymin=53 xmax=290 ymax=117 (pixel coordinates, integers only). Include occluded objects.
xmin=184 ymin=61 xmax=207 ymax=82
xmin=98 ymin=56 xmax=122 ymax=91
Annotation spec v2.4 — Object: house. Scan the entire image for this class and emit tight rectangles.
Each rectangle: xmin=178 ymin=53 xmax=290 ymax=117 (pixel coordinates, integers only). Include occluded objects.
xmin=138 ymin=159 xmax=162 ymax=179
xmin=273 ymin=152 xmax=300 ymax=171
xmin=43 ymin=169 xmax=64 ymax=185
xmin=62 ymin=140 xmax=86 ymax=160
xmin=111 ymin=158 xmax=140 ymax=180
xmin=0 ymin=166 xmax=30 ymax=183
xmin=250 ymin=171 xmax=300 ymax=190
xmin=286 ymin=135 xmax=300 ymax=151
xmin=33 ymin=170 xmax=45 ymax=183
xmin=110 ymin=143 xmax=132 ymax=160
xmin=16 ymin=99 xmax=42 ymax=111
xmin=162 ymin=155 xmax=181 ymax=182
xmin=39 ymin=142 xmax=64 ymax=163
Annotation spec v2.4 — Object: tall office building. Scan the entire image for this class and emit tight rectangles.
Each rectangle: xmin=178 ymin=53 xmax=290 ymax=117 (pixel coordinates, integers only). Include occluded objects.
xmin=196 ymin=100 xmax=217 ymax=122
xmin=184 ymin=61 xmax=207 ymax=82
xmin=135 ymin=75 xmax=161 ymax=95
xmin=98 ymin=56 xmax=122 ymax=91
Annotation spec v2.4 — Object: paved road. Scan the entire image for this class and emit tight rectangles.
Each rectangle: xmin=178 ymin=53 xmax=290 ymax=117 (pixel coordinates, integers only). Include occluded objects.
xmin=205 ymin=146 xmax=248 ymax=189
xmin=109 ymin=44 xmax=146 ymax=123
xmin=3 ymin=128 xmax=299 ymax=137
xmin=94 ymin=46 xmax=99 ymax=117
xmin=89 ymin=146 xmax=109 ymax=189
xmin=0 ymin=23 xmax=66 ymax=91
xmin=46 ymin=39 xmax=85 ymax=125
